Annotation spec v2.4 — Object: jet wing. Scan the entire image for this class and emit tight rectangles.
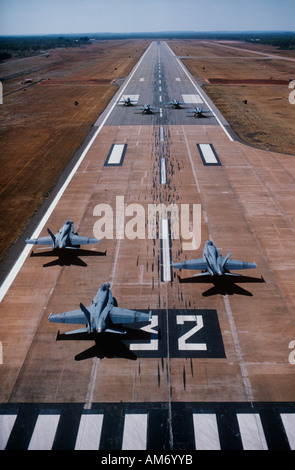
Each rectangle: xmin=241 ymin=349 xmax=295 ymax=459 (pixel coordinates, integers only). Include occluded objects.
xmin=224 ymin=259 xmax=257 ymax=271
xmin=172 ymin=258 xmax=208 ymax=271
xmin=108 ymin=306 xmax=151 ymax=326
xmin=48 ymin=308 xmax=86 ymax=324
xmin=26 ymin=236 xmax=53 ymax=246
xmin=70 ymin=234 xmax=99 ymax=246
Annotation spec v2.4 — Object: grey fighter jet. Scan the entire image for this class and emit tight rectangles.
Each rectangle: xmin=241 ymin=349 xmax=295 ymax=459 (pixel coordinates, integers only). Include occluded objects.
xmin=187 ymin=106 xmax=212 ymax=117
xmin=134 ymin=104 xmax=160 ymax=114
xmin=116 ymin=97 xmax=137 ymax=106
xmin=172 ymin=240 xmax=257 ymax=277
xmin=26 ymin=220 xmax=99 ymax=250
xmin=164 ymin=99 xmax=187 ymax=109
xmin=49 ymin=282 xmax=152 ymax=336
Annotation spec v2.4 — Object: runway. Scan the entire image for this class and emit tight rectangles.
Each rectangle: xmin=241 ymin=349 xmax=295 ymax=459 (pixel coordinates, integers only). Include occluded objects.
xmin=0 ymin=41 xmax=295 ymax=450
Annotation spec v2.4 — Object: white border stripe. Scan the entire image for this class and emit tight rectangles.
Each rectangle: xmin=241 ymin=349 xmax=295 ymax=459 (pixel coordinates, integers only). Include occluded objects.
xmin=0 ymin=43 xmax=153 ymax=303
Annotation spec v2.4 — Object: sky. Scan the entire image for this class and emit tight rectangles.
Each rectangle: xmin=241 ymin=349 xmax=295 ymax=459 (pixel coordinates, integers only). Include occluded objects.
xmin=0 ymin=0 xmax=294 ymax=36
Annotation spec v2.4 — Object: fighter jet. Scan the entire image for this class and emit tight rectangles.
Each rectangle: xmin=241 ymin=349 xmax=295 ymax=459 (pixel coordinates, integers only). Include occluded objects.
xmin=187 ymin=106 xmax=212 ymax=118
xmin=116 ymin=96 xmax=137 ymax=106
xmin=49 ymin=282 xmax=152 ymax=336
xmin=26 ymin=220 xmax=99 ymax=250
xmin=164 ymin=99 xmax=187 ymax=109
xmin=134 ymin=104 xmax=160 ymax=114
xmin=172 ymin=240 xmax=257 ymax=277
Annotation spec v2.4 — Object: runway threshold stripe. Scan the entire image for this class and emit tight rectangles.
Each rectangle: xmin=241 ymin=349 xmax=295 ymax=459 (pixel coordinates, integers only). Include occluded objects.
xmin=1 ymin=406 xmax=295 ymax=450
xmin=75 ymin=414 xmax=104 ymax=450
xmin=122 ymin=414 xmax=147 ymax=450
xmin=237 ymin=414 xmax=268 ymax=450
xmin=0 ymin=42 xmax=153 ymax=303
xmin=193 ymin=414 xmax=221 ymax=450
xmin=28 ymin=414 xmax=60 ymax=450
xmin=280 ymin=414 xmax=295 ymax=449
xmin=0 ymin=414 xmax=17 ymax=450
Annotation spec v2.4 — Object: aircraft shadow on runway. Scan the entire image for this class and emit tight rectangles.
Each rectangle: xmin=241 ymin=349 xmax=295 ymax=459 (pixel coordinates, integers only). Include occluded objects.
xmin=30 ymin=248 xmax=107 ymax=267
xmin=56 ymin=328 xmax=159 ymax=361
xmin=176 ymin=273 xmax=266 ymax=297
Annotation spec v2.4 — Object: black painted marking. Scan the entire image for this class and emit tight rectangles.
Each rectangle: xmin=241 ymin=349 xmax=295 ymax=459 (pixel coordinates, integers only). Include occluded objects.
xmin=1 ymin=402 xmax=294 ymax=450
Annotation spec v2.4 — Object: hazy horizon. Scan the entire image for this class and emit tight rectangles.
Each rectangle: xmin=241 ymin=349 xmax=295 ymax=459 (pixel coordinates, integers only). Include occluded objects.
xmin=0 ymin=0 xmax=294 ymax=36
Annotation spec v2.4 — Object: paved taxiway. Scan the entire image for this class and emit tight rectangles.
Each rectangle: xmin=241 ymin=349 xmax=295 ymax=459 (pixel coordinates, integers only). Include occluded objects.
xmin=0 ymin=41 xmax=295 ymax=450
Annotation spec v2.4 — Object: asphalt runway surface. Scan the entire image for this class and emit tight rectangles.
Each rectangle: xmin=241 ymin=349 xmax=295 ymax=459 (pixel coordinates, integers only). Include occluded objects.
xmin=0 ymin=41 xmax=295 ymax=451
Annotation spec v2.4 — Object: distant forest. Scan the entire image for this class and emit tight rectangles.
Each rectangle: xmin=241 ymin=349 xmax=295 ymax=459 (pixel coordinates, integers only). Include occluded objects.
xmin=0 ymin=31 xmax=295 ymax=61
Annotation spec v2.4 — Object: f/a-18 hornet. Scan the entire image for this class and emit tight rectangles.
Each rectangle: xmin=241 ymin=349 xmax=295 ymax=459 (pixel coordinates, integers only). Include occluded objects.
xmin=187 ymin=106 xmax=212 ymax=117
xmin=26 ymin=220 xmax=99 ymax=250
xmin=134 ymin=104 xmax=160 ymax=114
xmin=172 ymin=240 xmax=257 ymax=277
xmin=116 ymin=96 xmax=137 ymax=106
xmin=49 ymin=282 xmax=152 ymax=336
xmin=164 ymin=98 xmax=188 ymax=109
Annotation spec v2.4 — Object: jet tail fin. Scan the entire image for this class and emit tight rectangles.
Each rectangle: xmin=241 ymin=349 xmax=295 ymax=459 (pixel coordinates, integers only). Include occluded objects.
xmin=221 ymin=251 xmax=231 ymax=269
xmin=80 ymin=303 xmax=91 ymax=330
xmin=47 ymin=228 xmax=56 ymax=245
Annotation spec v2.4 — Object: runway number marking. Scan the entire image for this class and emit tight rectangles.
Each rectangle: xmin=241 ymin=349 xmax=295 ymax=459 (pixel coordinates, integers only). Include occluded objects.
xmin=177 ymin=315 xmax=207 ymax=351
xmin=130 ymin=316 xmax=159 ymax=351
xmin=125 ymin=310 xmax=225 ymax=358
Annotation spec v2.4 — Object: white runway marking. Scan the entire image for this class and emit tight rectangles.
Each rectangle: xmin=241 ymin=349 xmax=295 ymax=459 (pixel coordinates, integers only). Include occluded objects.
xmin=193 ymin=414 xmax=221 ymax=450
xmin=160 ymin=218 xmax=171 ymax=282
xmin=198 ymin=143 xmax=218 ymax=164
xmin=106 ymin=144 xmax=125 ymax=165
xmin=28 ymin=414 xmax=60 ymax=450
xmin=280 ymin=414 xmax=295 ymax=449
xmin=0 ymin=414 xmax=17 ymax=449
xmin=160 ymin=158 xmax=167 ymax=184
xmin=237 ymin=414 xmax=268 ymax=450
xmin=122 ymin=413 xmax=147 ymax=450
xmin=182 ymin=94 xmax=203 ymax=104
xmin=75 ymin=414 xmax=104 ymax=450
xmin=175 ymin=77 xmax=181 ymax=81
xmin=139 ymin=77 xmax=144 ymax=81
